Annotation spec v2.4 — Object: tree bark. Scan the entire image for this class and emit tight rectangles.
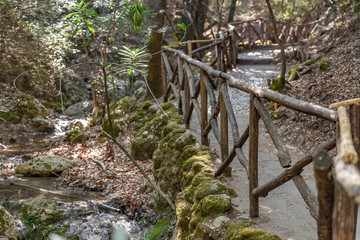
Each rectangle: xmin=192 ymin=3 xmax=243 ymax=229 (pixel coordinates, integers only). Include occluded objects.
xmin=146 ymin=0 xmax=166 ymax=98
xmin=227 ymin=0 xmax=237 ymax=24
xmin=265 ymin=0 xmax=286 ymax=88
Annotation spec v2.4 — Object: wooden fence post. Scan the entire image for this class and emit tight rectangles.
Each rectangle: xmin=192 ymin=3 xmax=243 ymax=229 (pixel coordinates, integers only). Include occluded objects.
xmin=200 ymin=69 xmax=209 ymax=146
xmin=219 ymin=79 xmax=229 ymax=175
xmin=314 ymin=150 xmax=334 ymax=240
xmin=249 ymin=92 xmax=259 ymax=218
xmin=332 ymin=104 xmax=359 ymax=240
xmin=184 ymin=42 xmax=192 ymax=128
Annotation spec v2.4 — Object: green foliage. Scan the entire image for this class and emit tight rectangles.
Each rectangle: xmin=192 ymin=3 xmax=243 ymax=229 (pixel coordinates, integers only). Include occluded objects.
xmin=167 ymin=22 xmax=192 ymax=48
xmin=129 ymin=1 xmax=147 ymax=29
xmin=319 ymin=60 xmax=330 ymax=72
xmin=118 ymin=46 xmax=149 ymax=75
xmin=141 ymin=216 xmax=172 ymax=240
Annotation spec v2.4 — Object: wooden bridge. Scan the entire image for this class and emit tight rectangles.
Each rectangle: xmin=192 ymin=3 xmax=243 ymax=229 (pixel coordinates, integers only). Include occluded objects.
xmin=160 ymin=36 xmax=360 ymax=239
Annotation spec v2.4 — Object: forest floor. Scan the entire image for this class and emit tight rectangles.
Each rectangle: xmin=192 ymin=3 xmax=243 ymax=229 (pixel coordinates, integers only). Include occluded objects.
xmin=277 ymin=13 xmax=360 ymax=152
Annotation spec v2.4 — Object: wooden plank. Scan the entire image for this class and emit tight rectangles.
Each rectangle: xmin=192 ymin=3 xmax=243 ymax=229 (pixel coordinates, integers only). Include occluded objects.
xmin=184 ymin=62 xmax=196 ymax=97
xmin=178 ymin=58 xmax=184 ymax=115
xmin=184 ymin=73 xmax=191 ymax=128
xmin=192 ymin=98 xmax=202 ymax=127
xmin=191 ymin=41 xmax=222 ymax=55
xmin=220 ymin=83 xmax=240 ymax=142
xmin=163 ymin=47 xmax=338 ymax=122
xmin=203 ymin=74 xmax=216 ymax=111
xmin=249 ymin=92 xmax=259 ymax=218
xmin=293 ymin=175 xmax=318 ymax=220
xmin=329 ymin=99 xmax=360 ymax=109
xmin=161 ymin=52 xmax=173 ymax=77
xmin=200 ymin=70 xmax=209 ymax=146
xmin=215 ymin=126 xmax=250 ymax=177
xmin=252 ymin=138 xmax=335 ymax=198
xmin=253 ymin=97 xmax=292 ymax=168
xmin=220 ymin=82 xmax=229 ymax=175
xmin=169 ymin=83 xmax=179 ymax=102
xmin=164 ymin=64 xmax=178 ymax=101
xmin=235 ymin=148 xmax=249 ymax=176
xmin=314 ymin=150 xmax=334 ymax=240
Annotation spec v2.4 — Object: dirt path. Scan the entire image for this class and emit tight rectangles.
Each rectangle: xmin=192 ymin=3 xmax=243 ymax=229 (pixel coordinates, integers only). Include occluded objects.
xmin=188 ymin=51 xmax=334 ymax=239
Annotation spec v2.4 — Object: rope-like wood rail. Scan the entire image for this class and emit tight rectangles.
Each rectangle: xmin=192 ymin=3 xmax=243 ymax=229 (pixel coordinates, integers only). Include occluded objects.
xmin=162 ymin=46 xmax=338 ymax=122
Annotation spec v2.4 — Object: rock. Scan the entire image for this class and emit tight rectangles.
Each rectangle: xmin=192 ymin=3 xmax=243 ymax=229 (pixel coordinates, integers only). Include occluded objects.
xmin=21 ymin=197 xmax=62 ymax=224
xmin=212 ymin=216 xmax=230 ymax=228
xmin=197 ymin=194 xmax=231 ymax=215
xmin=68 ymin=130 xmax=90 ymax=144
xmin=0 ymin=205 xmax=21 ymax=240
xmin=131 ymin=136 xmax=158 ymax=160
xmin=70 ymin=120 xmax=85 ymax=131
xmin=133 ymin=80 xmax=145 ymax=91
xmin=174 ymin=132 xmax=196 ymax=151
xmin=32 ymin=117 xmax=55 ymax=132
xmin=64 ymin=101 xmax=93 ymax=116
xmin=15 ymin=155 xmax=80 ymax=176
xmin=134 ymin=87 xmax=146 ymax=100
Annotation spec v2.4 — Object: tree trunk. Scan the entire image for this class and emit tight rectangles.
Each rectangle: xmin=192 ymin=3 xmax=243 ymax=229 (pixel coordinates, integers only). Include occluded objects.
xmin=227 ymin=0 xmax=237 ymax=23
xmin=146 ymin=0 xmax=166 ymax=98
xmin=265 ymin=0 xmax=286 ymax=88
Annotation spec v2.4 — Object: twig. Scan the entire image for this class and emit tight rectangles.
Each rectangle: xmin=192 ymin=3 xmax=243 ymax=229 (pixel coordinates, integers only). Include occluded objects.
xmin=91 ymin=159 xmax=106 ymax=171
xmin=0 ymin=143 xmax=7 ymax=152
xmin=102 ymin=130 xmax=175 ymax=210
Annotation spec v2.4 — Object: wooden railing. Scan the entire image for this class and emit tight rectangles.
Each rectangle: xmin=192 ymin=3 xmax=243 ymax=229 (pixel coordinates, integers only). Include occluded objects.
xmin=314 ymin=100 xmax=360 ymax=240
xmin=161 ymin=42 xmax=339 ymax=223
xmin=229 ymin=18 xmax=319 ymax=49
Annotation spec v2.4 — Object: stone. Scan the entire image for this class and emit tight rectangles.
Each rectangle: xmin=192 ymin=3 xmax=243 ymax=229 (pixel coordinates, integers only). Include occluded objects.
xmin=15 ymin=155 xmax=80 ymax=176
xmin=194 ymin=180 xmax=235 ymax=201
xmin=68 ymin=129 xmax=90 ymax=144
xmin=197 ymin=194 xmax=231 ymax=215
xmin=70 ymin=120 xmax=85 ymax=131
xmin=133 ymin=80 xmax=145 ymax=91
xmin=213 ymin=216 xmax=230 ymax=228
xmin=174 ymin=132 xmax=196 ymax=151
xmin=134 ymin=87 xmax=146 ymax=100
xmin=64 ymin=101 xmax=93 ymax=116
xmin=32 ymin=117 xmax=55 ymax=132
xmin=0 ymin=205 xmax=20 ymax=240
xmin=131 ymin=136 xmax=158 ymax=161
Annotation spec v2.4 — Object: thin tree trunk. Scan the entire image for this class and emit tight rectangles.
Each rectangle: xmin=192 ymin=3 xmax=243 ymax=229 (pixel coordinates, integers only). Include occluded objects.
xmin=228 ymin=0 xmax=237 ymax=23
xmin=265 ymin=0 xmax=286 ymax=88
xmin=146 ymin=0 xmax=166 ymax=98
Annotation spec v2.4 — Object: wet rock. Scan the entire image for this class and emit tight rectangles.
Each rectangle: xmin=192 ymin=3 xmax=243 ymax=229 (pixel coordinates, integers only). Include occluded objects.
xmin=32 ymin=117 xmax=55 ymax=132
xmin=64 ymin=101 xmax=93 ymax=116
xmin=0 ymin=205 xmax=21 ymax=240
xmin=15 ymin=155 xmax=81 ymax=176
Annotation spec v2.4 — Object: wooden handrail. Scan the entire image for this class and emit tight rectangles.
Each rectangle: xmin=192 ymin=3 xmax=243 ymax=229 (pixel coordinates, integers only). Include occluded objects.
xmin=162 ymin=46 xmax=338 ymax=122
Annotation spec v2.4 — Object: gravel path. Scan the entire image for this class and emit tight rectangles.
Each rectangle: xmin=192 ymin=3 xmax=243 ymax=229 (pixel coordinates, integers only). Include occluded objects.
xmin=188 ymin=52 xmax=322 ymax=239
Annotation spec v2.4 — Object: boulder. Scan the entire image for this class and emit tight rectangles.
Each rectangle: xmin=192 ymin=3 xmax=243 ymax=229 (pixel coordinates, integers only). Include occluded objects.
xmin=15 ymin=155 xmax=81 ymax=176
xmin=0 ymin=205 xmax=21 ymax=240
xmin=134 ymin=87 xmax=146 ymax=100
xmin=32 ymin=117 xmax=55 ymax=132
xmin=64 ymin=101 xmax=93 ymax=116
xmin=68 ymin=130 xmax=90 ymax=144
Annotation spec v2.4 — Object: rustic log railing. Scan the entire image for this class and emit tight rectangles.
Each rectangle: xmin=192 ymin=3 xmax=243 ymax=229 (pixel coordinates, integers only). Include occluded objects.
xmin=161 ymin=42 xmax=340 ymax=224
xmin=229 ymin=18 xmax=319 ymax=49
xmin=311 ymin=101 xmax=360 ymax=240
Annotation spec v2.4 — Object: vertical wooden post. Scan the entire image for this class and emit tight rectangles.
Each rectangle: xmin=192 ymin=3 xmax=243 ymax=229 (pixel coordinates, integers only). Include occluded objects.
xmin=332 ymin=105 xmax=358 ymax=240
xmin=177 ymin=57 xmax=183 ymax=115
xmin=200 ymin=70 xmax=209 ymax=146
xmin=314 ymin=150 xmax=334 ymax=240
xmin=184 ymin=42 xmax=192 ymax=128
xmin=249 ymin=92 xmax=259 ymax=218
xmin=161 ymin=53 xmax=167 ymax=93
xmin=350 ymin=103 xmax=360 ymax=237
xmin=219 ymin=79 xmax=229 ymax=175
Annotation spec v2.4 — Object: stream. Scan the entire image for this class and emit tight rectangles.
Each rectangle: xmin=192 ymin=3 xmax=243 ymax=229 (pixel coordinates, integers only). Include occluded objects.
xmin=0 ymin=115 xmax=148 ymax=240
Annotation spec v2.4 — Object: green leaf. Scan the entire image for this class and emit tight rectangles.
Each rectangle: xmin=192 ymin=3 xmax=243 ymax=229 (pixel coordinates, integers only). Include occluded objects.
xmin=85 ymin=38 xmax=92 ymax=47
xmin=66 ymin=6 xmax=79 ymax=11
xmin=82 ymin=2 xmax=90 ymax=9
xmin=128 ymin=69 xmax=133 ymax=74
xmin=88 ymin=26 xmax=95 ymax=34
xmin=71 ymin=27 xmax=80 ymax=37
xmin=64 ymin=13 xmax=77 ymax=18
xmin=166 ymin=41 xmax=180 ymax=49
xmin=84 ymin=19 xmax=93 ymax=25
xmin=79 ymin=0 xmax=84 ymax=8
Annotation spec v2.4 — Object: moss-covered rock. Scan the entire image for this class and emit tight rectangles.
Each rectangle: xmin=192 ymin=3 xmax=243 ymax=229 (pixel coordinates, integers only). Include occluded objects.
xmin=0 ymin=205 xmax=20 ymax=240
xmin=70 ymin=120 xmax=84 ymax=131
xmin=141 ymin=216 xmax=172 ymax=240
xmin=131 ymin=136 xmax=158 ymax=160
xmin=31 ymin=117 xmax=55 ymax=132
xmin=69 ymin=129 xmax=90 ymax=144
xmin=194 ymin=180 xmax=235 ymax=201
xmin=196 ymin=194 xmax=231 ymax=215
xmin=16 ymin=155 xmax=80 ymax=176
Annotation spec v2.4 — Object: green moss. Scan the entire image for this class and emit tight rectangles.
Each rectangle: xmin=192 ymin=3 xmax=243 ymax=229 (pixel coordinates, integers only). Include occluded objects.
xmin=68 ymin=130 xmax=90 ymax=144
xmin=131 ymin=137 xmax=158 ymax=160
xmin=194 ymin=180 xmax=235 ymax=201
xmin=319 ymin=60 xmax=330 ymax=72
xmin=116 ymin=96 xmax=139 ymax=114
xmin=287 ymin=66 xmax=303 ymax=82
xmin=229 ymin=228 xmax=281 ymax=240
xmin=302 ymin=55 xmax=322 ymax=66
xmin=270 ymin=110 xmax=283 ymax=120
xmin=141 ymin=216 xmax=172 ymax=240
xmin=196 ymin=194 xmax=231 ymax=215
xmin=161 ymin=102 xmax=175 ymax=111
xmin=182 ymin=154 xmax=212 ymax=172
xmin=325 ymin=45 xmax=337 ymax=53
xmin=269 ymin=77 xmax=283 ymax=91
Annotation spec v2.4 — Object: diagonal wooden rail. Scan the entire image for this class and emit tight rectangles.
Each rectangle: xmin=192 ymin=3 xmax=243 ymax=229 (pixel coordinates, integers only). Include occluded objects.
xmin=161 ymin=40 xmax=338 ymax=222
